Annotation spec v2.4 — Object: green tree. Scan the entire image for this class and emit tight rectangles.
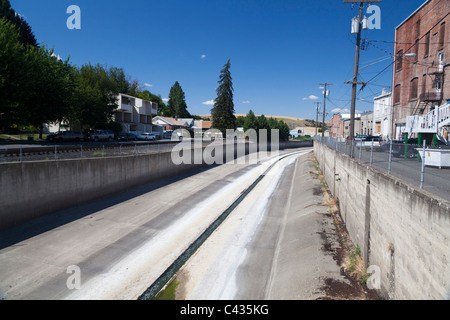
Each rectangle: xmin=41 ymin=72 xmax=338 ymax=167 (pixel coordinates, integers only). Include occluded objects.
xmin=69 ymin=64 xmax=120 ymax=129
xmin=19 ymin=46 xmax=77 ymax=138
xmin=211 ymin=59 xmax=236 ymax=135
xmin=0 ymin=0 xmax=38 ymax=47
xmin=0 ymin=18 xmax=28 ymax=129
xmin=243 ymin=110 xmax=258 ymax=132
xmin=166 ymin=81 xmax=190 ymax=118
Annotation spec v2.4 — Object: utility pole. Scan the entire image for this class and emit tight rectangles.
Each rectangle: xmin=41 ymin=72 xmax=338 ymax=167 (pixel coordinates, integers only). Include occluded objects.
xmin=319 ymin=83 xmax=332 ymax=137
xmin=315 ymin=102 xmax=321 ymax=136
xmin=344 ymin=0 xmax=381 ymax=155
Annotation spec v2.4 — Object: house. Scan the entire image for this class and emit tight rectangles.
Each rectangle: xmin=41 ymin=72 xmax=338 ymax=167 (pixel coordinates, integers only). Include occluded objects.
xmin=152 ymin=116 xmax=189 ymax=131
xmin=114 ymin=93 xmax=161 ymax=135
xmin=373 ymin=89 xmax=393 ymax=138
xmin=178 ymin=118 xmax=195 ymax=128
xmin=392 ymin=0 xmax=449 ymax=142
xmin=192 ymin=120 xmax=213 ymax=131
xmin=46 ymin=93 xmax=161 ymax=135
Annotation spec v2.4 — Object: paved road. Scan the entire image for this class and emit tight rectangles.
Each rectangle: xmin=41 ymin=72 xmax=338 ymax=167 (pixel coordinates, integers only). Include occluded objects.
xmin=1 ymin=147 xmax=346 ymax=300
xmin=352 ymin=147 xmax=450 ymax=202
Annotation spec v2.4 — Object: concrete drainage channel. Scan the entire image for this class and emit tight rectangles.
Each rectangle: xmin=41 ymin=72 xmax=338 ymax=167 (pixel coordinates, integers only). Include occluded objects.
xmin=138 ymin=149 xmax=310 ymax=300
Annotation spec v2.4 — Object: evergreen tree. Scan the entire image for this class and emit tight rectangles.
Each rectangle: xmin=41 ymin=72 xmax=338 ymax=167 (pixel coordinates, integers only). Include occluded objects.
xmin=211 ymin=59 xmax=236 ymax=135
xmin=243 ymin=110 xmax=258 ymax=132
xmin=167 ymin=81 xmax=190 ymax=118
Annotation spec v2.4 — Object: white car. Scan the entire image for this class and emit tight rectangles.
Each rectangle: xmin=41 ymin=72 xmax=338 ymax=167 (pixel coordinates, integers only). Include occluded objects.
xmin=137 ymin=133 xmax=156 ymax=141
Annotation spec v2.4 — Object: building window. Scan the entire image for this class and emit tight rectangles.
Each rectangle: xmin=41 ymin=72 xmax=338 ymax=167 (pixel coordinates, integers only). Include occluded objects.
xmin=424 ymin=32 xmax=430 ymax=57
xmin=416 ymin=19 xmax=421 ymax=38
xmin=410 ymin=78 xmax=418 ymax=100
xmin=394 ymin=84 xmax=401 ymax=104
xmin=439 ymin=22 xmax=446 ymax=49
xmin=422 ymin=74 xmax=427 ymax=96
xmin=414 ymin=40 xmax=419 ymax=62
xmin=396 ymin=50 xmax=403 ymax=71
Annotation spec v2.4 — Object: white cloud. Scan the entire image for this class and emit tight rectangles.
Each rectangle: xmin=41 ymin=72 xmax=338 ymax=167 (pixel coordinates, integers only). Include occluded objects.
xmin=331 ymin=108 xmax=350 ymax=114
xmin=162 ymin=98 xmax=169 ymax=102
xmin=201 ymin=54 xmax=206 ymax=59
xmin=144 ymin=83 xmax=152 ymax=87
xmin=331 ymin=108 xmax=363 ymax=114
xmin=202 ymin=99 xmax=215 ymax=105
xmin=302 ymin=95 xmax=319 ymax=101
xmin=242 ymin=100 xmax=250 ymax=104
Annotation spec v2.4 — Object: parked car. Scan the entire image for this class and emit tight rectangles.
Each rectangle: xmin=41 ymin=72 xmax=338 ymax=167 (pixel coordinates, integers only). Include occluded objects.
xmin=392 ymin=139 xmax=447 ymax=158
xmin=163 ymin=130 xmax=173 ymax=139
xmin=117 ymin=132 xmax=138 ymax=141
xmin=46 ymin=131 xmax=84 ymax=142
xmin=137 ymin=132 xmax=156 ymax=141
xmin=379 ymin=140 xmax=403 ymax=153
xmin=355 ymin=136 xmax=383 ymax=149
xmin=88 ymin=130 xmax=114 ymax=142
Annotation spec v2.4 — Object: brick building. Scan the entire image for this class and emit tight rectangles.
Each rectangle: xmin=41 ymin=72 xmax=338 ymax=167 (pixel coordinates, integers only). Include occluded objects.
xmin=392 ymin=0 xmax=449 ymax=140
xmin=330 ymin=113 xmax=344 ymax=139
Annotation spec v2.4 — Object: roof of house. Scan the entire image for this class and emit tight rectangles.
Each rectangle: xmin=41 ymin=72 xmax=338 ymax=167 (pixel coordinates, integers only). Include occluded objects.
xmin=193 ymin=120 xmax=213 ymax=129
xmin=152 ymin=116 xmax=188 ymax=127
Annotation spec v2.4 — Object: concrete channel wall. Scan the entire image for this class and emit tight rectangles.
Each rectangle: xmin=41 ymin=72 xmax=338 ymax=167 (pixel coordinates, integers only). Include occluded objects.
xmin=314 ymin=141 xmax=450 ymax=300
xmin=0 ymin=140 xmax=312 ymax=231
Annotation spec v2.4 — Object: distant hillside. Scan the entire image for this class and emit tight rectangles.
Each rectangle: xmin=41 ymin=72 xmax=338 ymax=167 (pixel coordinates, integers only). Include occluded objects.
xmin=199 ymin=114 xmax=318 ymax=129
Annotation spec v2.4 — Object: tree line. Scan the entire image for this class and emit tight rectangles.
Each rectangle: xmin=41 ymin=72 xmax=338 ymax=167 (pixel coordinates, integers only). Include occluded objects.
xmin=0 ymin=0 xmax=194 ymax=138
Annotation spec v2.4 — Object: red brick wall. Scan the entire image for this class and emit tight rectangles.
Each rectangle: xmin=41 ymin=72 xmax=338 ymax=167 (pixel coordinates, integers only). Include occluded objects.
xmin=393 ymin=0 xmax=450 ymax=123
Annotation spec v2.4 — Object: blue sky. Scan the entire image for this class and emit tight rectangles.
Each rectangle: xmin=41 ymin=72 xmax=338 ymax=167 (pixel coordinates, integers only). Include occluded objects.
xmin=11 ymin=0 xmax=426 ymax=120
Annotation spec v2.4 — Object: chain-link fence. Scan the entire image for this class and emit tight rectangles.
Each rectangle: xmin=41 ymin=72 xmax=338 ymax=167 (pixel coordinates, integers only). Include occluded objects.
xmin=314 ymin=136 xmax=450 ymax=202
xmin=0 ymin=142 xmax=180 ymax=163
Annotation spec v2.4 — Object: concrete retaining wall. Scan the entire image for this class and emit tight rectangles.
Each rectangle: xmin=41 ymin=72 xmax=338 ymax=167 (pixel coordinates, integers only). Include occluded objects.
xmin=314 ymin=141 xmax=450 ymax=299
xmin=0 ymin=140 xmax=312 ymax=231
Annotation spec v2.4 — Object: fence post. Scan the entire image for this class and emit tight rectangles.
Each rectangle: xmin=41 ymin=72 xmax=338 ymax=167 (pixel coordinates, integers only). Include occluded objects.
xmin=388 ymin=140 xmax=393 ymax=174
xmin=20 ymin=145 xmax=22 ymax=162
xmin=359 ymin=142 xmax=362 ymax=161
xmin=420 ymin=140 xmax=426 ymax=188
xmin=80 ymin=145 xmax=83 ymax=158
xmin=102 ymin=145 xmax=105 ymax=158
xmin=370 ymin=139 xmax=374 ymax=165
xmin=54 ymin=145 xmax=57 ymax=161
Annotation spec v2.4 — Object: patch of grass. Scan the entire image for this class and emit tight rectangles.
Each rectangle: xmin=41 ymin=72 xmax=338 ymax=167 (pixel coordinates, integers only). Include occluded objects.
xmin=153 ymin=279 xmax=179 ymax=300
xmin=92 ymin=152 xmax=107 ymax=156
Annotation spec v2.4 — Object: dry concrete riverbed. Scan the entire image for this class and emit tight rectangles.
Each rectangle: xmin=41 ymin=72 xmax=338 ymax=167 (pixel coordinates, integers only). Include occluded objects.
xmin=163 ymin=152 xmax=380 ymax=300
xmin=0 ymin=148 xmax=379 ymax=300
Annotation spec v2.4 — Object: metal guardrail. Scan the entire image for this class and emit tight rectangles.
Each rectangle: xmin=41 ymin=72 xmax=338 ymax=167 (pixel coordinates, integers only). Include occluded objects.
xmin=0 ymin=141 xmax=180 ymax=163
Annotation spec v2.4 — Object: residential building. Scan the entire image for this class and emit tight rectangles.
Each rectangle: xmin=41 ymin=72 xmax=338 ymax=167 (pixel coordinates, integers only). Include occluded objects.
xmin=373 ymin=89 xmax=393 ymax=138
xmin=392 ymin=0 xmax=450 ymax=141
xmin=115 ymin=93 xmax=160 ymax=134
xmin=152 ymin=116 xmax=189 ymax=131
